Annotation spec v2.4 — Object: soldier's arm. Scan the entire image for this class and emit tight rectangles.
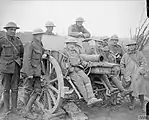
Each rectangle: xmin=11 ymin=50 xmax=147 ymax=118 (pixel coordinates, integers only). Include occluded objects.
xmin=68 ymin=25 xmax=80 ymax=38
xmin=82 ymin=27 xmax=91 ymax=38
xmin=26 ymin=42 xmax=33 ymax=67
xmin=120 ymin=53 xmax=127 ymax=74
xmin=19 ymin=40 xmax=24 ymax=59
xmin=139 ymin=51 xmax=147 ymax=68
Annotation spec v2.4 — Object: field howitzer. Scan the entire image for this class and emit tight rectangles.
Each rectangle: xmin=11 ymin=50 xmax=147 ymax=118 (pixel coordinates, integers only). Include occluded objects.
xmin=80 ymin=54 xmax=120 ymax=76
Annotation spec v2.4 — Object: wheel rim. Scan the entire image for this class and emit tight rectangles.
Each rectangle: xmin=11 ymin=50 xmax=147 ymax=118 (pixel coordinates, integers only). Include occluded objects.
xmin=40 ymin=56 xmax=64 ymax=114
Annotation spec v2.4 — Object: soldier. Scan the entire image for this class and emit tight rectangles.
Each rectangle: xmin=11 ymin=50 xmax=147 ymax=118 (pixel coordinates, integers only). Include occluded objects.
xmin=0 ymin=22 xmax=24 ymax=118
xmin=108 ymin=35 xmax=124 ymax=64
xmin=120 ymin=40 xmax=147 ymax=112
xmin=44 ymin=21 xmax=56 ymax=35
xmin=91 ymin=39 xmax=132 ymax=97
xmin=63 ymin=38 xmax=102 ymax=106
xmin=68 ymin=17 xmax=91 ymax=38
xmin=102 ymin=36 xmax=109 ymax=47
xmin=21 ymin=28 xmax=45 ymax=117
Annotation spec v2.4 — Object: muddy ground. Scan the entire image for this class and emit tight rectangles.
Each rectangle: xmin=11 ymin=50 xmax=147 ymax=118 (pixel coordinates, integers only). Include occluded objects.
xmin=0 ymin=95 xmax=145 ymax=120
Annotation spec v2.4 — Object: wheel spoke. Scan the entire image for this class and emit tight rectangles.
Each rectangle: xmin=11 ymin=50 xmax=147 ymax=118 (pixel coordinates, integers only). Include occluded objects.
xmin=46 ymin=90 xmax=52 ymax=110
xmin=48 ymin=78 xmax=57 ymax=83
xmin=48 ymin=84 xmax=58 ymax=94
xmin=48 ymin=89 xmax=56 ymax=105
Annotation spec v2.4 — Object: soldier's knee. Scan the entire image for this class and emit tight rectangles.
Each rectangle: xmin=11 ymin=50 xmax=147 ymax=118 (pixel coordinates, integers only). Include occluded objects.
xmin=34 ymin=88 xmax=41 ymax=95
xmin=11 ymin=88 xmax=18 ymax=93
xmin=4 ymin=89 xmax=10 ymax=93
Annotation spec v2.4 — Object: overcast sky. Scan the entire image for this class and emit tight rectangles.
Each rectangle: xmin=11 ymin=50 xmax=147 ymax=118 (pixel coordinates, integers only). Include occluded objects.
xmin=0 ymin=0 xmax=147 ymax=38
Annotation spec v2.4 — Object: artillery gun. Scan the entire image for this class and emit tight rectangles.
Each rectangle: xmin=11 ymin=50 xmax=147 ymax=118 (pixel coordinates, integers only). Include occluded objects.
xmin=19 ymin=36 xmax=121 ymax=115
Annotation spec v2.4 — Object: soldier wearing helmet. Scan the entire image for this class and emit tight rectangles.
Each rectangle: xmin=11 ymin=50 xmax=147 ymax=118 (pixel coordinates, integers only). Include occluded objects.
xmin=120 ymin=39 xmax=147 ymax=112
xmin=63 ymin=38 xmax=102 ymax=106
xmin=108 ymin=35 xmax=124 ymax=64
xmin=102 ymin=36 xmax=109 ymax=47
xmin=21 ymin=28 xmax=45 ymax=118
xmin=68 ymin=17 xmax=91 ymax=38
xmin=45 ymin=21 xmax=56 ymax=35
xmin=0 ymin=22 xmax=24 ymax=118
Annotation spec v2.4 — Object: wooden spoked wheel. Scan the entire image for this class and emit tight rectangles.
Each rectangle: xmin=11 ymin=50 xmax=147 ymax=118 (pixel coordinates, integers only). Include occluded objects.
xmin=39 ymin=56 xmax=64 ymax=114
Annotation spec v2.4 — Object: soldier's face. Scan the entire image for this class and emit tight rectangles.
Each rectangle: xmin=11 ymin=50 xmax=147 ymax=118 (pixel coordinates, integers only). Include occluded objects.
xmin=46 ymin=26 xmax=54 ymax=32
xmin=34 ymin=34 xmax=43 ymax=41
xmin=6 ymin=28 xmax=17 ymax=37
xmin=76 ymin=21 xmax=83 ymax=27
xmin=110 ymin=39 xmax=118 ymax=45
xmin=128 ymin=45 xmax=136 ymax=51
xmin=67 ymin=43 xmax=75 ymax=50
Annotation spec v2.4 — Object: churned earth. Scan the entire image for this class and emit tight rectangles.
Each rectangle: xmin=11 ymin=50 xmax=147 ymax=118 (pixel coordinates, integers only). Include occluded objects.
xmin=0 ymin=90 xmax=146 ymax=120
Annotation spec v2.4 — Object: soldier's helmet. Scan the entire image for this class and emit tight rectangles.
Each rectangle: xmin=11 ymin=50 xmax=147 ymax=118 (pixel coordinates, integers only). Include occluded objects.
xmin=45 ymin=21 xmax=56 ymax=27
xmin=32 ymin=28 xmax=44 ymax=35
xmin=110 ymin=34 xmax=119 ymax=41
xmin=102 ymin=36 xmax=109 ymax=41
xmin=126 ymin=40 xmax=137 ymax=46
xmin=75 ymin=17 xmax=85 ymax=22
xmin=3 ymin=22 xmax=20 ymax=29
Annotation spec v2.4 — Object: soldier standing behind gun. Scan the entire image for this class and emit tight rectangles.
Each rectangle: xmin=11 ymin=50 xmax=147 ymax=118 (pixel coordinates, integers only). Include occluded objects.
xmin=0 ymin=22 xmax=24 ymax=119
xmin=44 ymin=21 xmax=56 ymax=36
xmin=21 ymin=28 xmax=45 ymax=118
xmin=68 ymin=17 xmax=91 ymax=38
xmin=63 ymin=38 xmax=102 ymax=106
xmin=108 ymin=35 xmax=124 ymax=64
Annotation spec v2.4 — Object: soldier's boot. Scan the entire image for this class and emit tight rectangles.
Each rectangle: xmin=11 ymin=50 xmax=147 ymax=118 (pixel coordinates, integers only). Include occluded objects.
xmin=23 ymin=93 xmax=38 ymax=119
xmin=0 ymin=91 xmax=11 ymax=120
xmin=11 ymin=90 xmax=18 ymax=114
xmin=0 ymin=93 xmax=4 ymax=109
xmin=23 ymin=93 xmax=31 ymax=107
xmin=85 ymin=83 xmax=102 ymax=106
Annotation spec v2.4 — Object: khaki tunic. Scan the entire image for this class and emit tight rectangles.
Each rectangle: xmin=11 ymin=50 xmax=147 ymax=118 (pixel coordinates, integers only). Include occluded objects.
xmin=21 ymin=39 xmax=44 ymax=76
xmin=44 ymin=31 xmax=56 ymax=36
xmin=68 ymin=24 xmax=91 ymax=38
xmin=120 ymin=51 xmax=147 ymax=97
xmin=0 ymin=34 xmax=24 ymax=73
xmin=109 ymin=44 xmax=124 ymax=56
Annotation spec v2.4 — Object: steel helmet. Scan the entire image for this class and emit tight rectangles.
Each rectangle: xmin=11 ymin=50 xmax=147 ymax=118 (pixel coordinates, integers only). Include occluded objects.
xmin=102 ymin=36 xmax=109 ymax=41
xmin=32 ymin=28 xmax=44 ymax=35
xmin=45 ymin=21 xmax=56 ymax=27
xmin=3 ymin=22 xmax=20 ymax=29
xmin=110 ymin=35 xmax=119 ymax=41
xmin=126 ymin=40 xmax=137 ymax=46
xmin=75 ymin=17 xmax=85 ymax=22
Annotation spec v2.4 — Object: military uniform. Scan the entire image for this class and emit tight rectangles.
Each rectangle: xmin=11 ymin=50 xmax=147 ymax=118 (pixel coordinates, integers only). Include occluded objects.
xmin=68 ymin=24 xmax=91 ymax=38
xmin=0 ymin=34 xmax=24 ymax=113
xmin=44 ymin=31 xmax=55 ymax=36
xmin=63 ymin=42 xmax=102 ymax=105
xmin=21 ymin=38 xmax=44 ymax=110
xmin=108 ymin=44 xmax=124 ymax=64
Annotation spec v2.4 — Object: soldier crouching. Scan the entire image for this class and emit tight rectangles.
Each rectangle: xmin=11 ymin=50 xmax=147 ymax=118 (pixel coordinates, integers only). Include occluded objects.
xmin=0 ymin=22 xmax=24 ymax=119
xmin=21 ymin=28 xmax=45 ymax=118
xmin=63 ymin=38 xmax=102 ymax=106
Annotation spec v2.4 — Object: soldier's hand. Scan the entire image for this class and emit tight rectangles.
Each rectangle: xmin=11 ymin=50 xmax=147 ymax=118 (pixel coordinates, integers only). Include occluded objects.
xmin=28 ymin=76 xmax=33 ymax=78
xmin=42 ymin=54 xmax=47 ymax=58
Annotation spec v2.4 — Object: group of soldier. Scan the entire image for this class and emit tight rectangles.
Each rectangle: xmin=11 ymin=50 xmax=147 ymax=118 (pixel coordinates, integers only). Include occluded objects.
xmin=0 ymin=16 xmax=149 ymax=119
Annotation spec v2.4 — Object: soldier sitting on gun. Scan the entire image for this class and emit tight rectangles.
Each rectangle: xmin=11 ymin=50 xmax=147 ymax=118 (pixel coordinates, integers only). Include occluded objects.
xmin=63 ymin=38 xmax=102 ymax=106
xmin=108 ymin=35 xmax=124 ymax=64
